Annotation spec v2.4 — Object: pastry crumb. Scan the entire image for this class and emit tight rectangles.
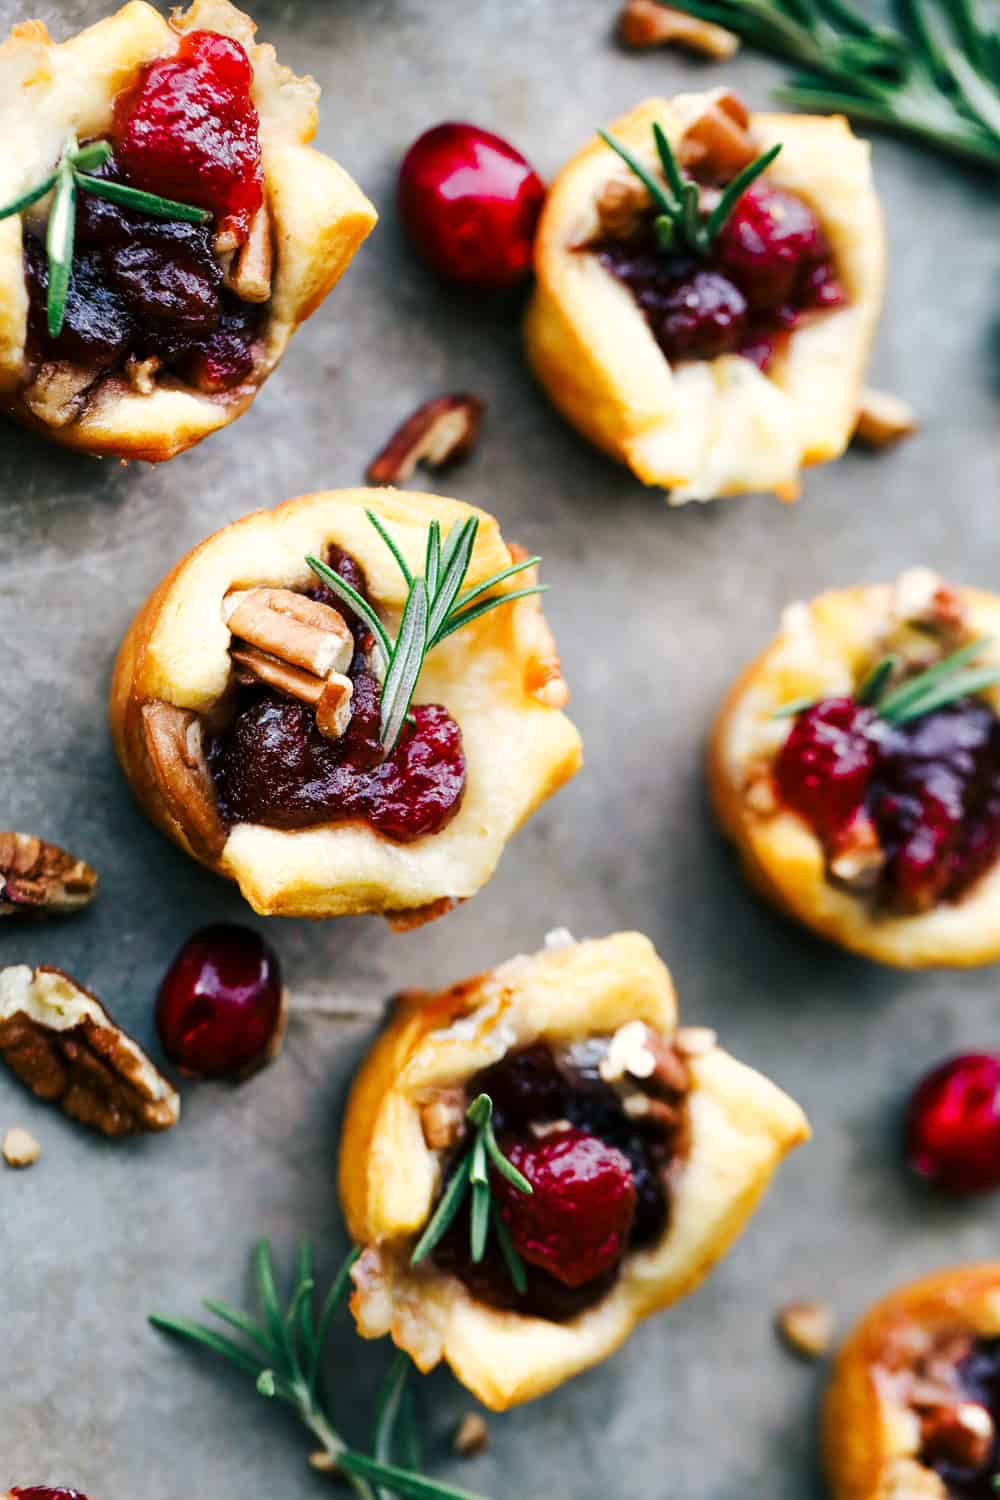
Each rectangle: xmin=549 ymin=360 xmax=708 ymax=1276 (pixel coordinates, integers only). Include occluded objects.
xmin=3 ymin=1126 xmax=41 ymax=1168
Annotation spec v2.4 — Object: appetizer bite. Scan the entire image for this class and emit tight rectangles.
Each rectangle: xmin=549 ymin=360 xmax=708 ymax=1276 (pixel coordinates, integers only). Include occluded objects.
xmin=0 ymin=0 xmax=376 ymax=459
xmin=110 ymin=488 xmax=581 ymax=922
xmin=524 ymin=90 xmax=884 ymax=503
xmin=341 ymin=931 xmax=808 ymax=1409
xmin=710 ymin=570 xmax=1000 ymax=967
xmin=825 ymin=1264 xmax=1000 ymax=1499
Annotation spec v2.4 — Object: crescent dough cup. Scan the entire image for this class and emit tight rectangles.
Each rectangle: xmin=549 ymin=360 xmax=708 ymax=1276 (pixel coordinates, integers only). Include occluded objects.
xmin=340 ymin=931 xmax=809 ymax=1409
xmin=110 ymin=487 xmax=583 ymax=921
xmin=709 ymin=580 xmax=1000 ymax=968
xmin=524 ymin=93 xmax=885 ymax=504
xmin=824 ymin=1264 xmax=1000 ymax=1500
xmin=0 ymin=0 xmax=376 ymax=460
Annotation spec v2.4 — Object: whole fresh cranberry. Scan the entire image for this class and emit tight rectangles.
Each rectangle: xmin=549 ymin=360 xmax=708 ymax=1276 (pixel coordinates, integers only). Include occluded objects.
xmin=906 ymin=1053 xmax=1000 ymax=1195
xmin=774 ymin=697 xmax=879 ymax=845
xmin=11 ymin=1491 xmax=92 ymax=1499
xmin=494 ymin=1128 xmax=636 ymax=1288
xmin=715 ymin=182 xmax=833 ymax=311
xmin=112 ymin=30 xmax=263 ymax=240
xmin=398 ymin=123 xmax=545 ymax=288
xmin=156 ymin=924 xmax=285 ymax=1079
xmin=658 ymin=269 xmax=747 ymax=361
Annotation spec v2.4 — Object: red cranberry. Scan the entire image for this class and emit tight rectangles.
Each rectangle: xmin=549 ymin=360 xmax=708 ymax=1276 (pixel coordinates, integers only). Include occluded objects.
xmin=774 ymin=698 xmax=879 ymax=845
xmin=658 ymin=269 xmax=747 ymax=361
xmin=906 ymin=1053 xmax=1000 ymax=1195
xmin=494 ymin=1128 xmax=637 ymax=1288
xmin=11 ymin=1492 xmax=91 ymax=1499
xmin=156 ymin=924 xmax=284 ymax=1079
xmin=714 ymin=182 xmax=833 ymax=311
xmin=398 ymin=123 xmax=545 ymax=289
xmin=112 ymin=31 xmax=263 ymax=240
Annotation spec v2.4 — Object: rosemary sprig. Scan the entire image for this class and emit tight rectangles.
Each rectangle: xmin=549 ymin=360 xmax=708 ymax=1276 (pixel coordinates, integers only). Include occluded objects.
xmin=150 ymin=1240 xmax=491 ymax=1500
xmin=410 ymin=1094 xmax=532 ymax=1293
xmin=598 ymin=121 xmax=781 ymax=255
xmin=0 ymin=135 xmax=210 ymax=337
xmin=306 ymin=512 xmax=547 ymax=754
xmin=774 ymin=636 xmax=1000 ymax=725
xmin=654 ymin=0 xmax=1000 ymax=171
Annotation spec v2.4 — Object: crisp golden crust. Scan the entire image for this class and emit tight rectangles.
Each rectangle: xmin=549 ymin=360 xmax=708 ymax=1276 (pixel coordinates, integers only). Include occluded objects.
xmin=709 ymin=579 xmax=1000 ymax=967
xmin=524 ymin=93 xmax=885 ymax=504
xmin=824 ymin=1264 xmax=1000 ymax=1500
xmin=0 ymin=0 xmax=376 ymax=460
xmin=340 ymin=932 xmax=809 ymax=1409
xmin=110 ymin=487 xmax=583 ymax=920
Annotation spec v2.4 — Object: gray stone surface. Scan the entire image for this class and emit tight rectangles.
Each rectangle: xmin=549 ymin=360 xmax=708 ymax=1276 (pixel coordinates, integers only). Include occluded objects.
xmin=2 ymin=1 xmax=999 ymax=1495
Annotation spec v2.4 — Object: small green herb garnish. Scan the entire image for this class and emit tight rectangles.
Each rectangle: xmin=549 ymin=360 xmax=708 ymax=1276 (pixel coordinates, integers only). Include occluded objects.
xmin=0 ymin=134 xmax=211 ymax=337
xmin=410 ymin=1093 xmax=533 ymax=1293
xmin=150 ymin=1239 xmax=491 ymax=1500
xmin=774 ymin=636 xmax=1000 ymax=725
xmin=307 ymin=512 xmax=546 ymax=755
xmin=652 ymin=0 xmax=1000 ymax=172
xmin=598 ymin=121 xmax=781 ymax=256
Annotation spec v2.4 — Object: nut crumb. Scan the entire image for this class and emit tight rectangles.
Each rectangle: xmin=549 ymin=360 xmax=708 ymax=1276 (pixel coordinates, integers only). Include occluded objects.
xmin=367 ymin=394 xmax=485 ymax=485
xmin=3 ymin=1126 xmax=41 ymax=1167
xmin=618 ymin=0 xmax=739 ymax=57
xmin=453 ymin=1412 xmax=490 ymax=1457
xmin=854 ymin=388 xmax=918 ymax=448
xmin=776 ymin=1299 xmax=834 ymax=1360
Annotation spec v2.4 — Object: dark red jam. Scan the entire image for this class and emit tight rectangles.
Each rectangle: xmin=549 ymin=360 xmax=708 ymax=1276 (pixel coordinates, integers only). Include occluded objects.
xmin=595 ymin=181 xmax=843 ymax=369
xmin=208 ymin=547 xmax=467 ymax=842
xmin=432 ymin=1041 xmax=686 ymax=1321
xmin=775 ymin=696 xmax=1000 ymax=912
xmin=920 ymin=1338 xmax=1000 ymax=1497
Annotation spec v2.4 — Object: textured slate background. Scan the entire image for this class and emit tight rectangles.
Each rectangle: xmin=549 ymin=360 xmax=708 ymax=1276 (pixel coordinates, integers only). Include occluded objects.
xmin=2 ymin=2 xmax=999 ymax=1496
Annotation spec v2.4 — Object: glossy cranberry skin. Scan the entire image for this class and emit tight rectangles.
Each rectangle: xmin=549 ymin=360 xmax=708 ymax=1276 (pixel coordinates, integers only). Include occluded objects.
xmin=906 ymin=1053 xmax=1000 ymax=1196
xmin=11 ymin=1491 xmax=91 ymax=1499
xmin=398 ymin=123 xmax=545 ymax=289
xmin=774 ymin=698 xmax=879 ymax=844
xmin=715 ymin=182 xmax=837 ymax=312
xmin=156 ymin=924 xmax=283 ymax=1079
xmin=112 ymin=30 xmax=263 ymax=239
xmin=495 ymin=1128 xmax=637 ymax=1288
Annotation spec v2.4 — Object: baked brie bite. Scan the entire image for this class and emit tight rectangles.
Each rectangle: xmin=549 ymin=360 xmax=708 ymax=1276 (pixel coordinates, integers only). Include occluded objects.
xmin=524 ymin=89 xmax=884 ymax=503
xmin=825 ymin=1265 xmax=1000 ymax=1500
xmin=0 ymin=0 xmax=376 ymax=459
xmin=340 ymin=931 xmax=808 ymax=1409
xmin=710 ymin=570 xmax=1000 ymax=967
xmin=110 ymin=487 xmax=582 ymax=923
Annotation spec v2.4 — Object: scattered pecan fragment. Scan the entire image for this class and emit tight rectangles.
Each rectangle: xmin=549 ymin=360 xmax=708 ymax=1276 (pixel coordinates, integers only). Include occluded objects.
xmin=618 ymin=0 xmax=739 ymax=58
xmin=2 ymin=1126 xmax=41 ymax=1167
xmin=141 ymin=702 xmax=227 ymax=861
xmin=0 ymin=964 xmax=180 ymax=1137
xmin=854 ymin=388 xmax=918 ymax=448
xmin=0 ymin=833 xmax=98 ymax=917
xmin=453 ymin=1412 xmax=490 ymax=1457
xmin=776 ymin=1299 xmax=834 ymax=1359
xmin=367 ymin=394 xmax=485 ymax=486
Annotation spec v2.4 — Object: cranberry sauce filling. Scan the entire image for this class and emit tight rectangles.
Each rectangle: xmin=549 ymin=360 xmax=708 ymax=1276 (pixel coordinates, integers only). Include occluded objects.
xmin=208 ymin=547 xmax=467 ymax=842
xmin=916 ymin=1336 xmax=1000 ymax=1498
xmin=23 ymin=32 xmax=264 ymax=392
xmin=774 ymin=697 xmax=1000 ymax=912
xmin=432 ymin=1041 xmax=686 ymax=1322
xmin=595 ymin=181 xmax=843 ymax=369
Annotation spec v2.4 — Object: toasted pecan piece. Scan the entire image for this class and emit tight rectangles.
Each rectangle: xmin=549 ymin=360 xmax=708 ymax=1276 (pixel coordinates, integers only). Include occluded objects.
xmin=141 ymin=703 xmax=227 ymax=861
xmin=225 ymin=202 xmax=274 ymax=303
xmin=0 ymin=832 xmax=98 ymax=917
xmin=0 ymin=964 xmax=180 ymax=1136
xmin=618 ymin=0 xmax=739 ymax=58
xmin=854 ymin=388 xmax=918 ymax=448
xmin=678 ymin=90 xmax=757 ymax=176
xmin=367 ymin=394 xmax=485 ymax=485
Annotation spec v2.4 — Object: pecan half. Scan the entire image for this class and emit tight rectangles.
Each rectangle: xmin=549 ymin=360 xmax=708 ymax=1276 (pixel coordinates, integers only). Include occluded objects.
xmin=854 ymin=388 xmax=918 ymax=448
xmin=618 ymin=0 xmax=739 ymax=58
xmin=367 ymin=394 xmax=485 ymax=485
xmin=141 ymin=702 xmax=227 ymax=861
xmin=0 ymin=964 xmax=180 ymax=1136
xmin=0 ymin=833 xmax=98 ymax=917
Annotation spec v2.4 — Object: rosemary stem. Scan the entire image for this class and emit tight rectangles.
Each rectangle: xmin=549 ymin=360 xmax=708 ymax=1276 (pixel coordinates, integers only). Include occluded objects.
xmin=302 ymin=1405 xmax=379 ymax=1500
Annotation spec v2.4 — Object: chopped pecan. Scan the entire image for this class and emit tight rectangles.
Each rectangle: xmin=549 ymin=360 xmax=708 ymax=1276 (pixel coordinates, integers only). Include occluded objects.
xmin=225 ymin=588 xmax=353 ymax=680
xmin=230 ymin=644 xmax=355 ymax=739
xmin=22 ymin=361 xmax=98 ymax=427
xmin=225 ymin=202 xmax=273 ymax=303
xmin=2 ymin=1125 xmax=41 ymax=1167
xmin=678 ymin=91 xmax=757 ymax=177
xmin=855 ymin=388 xmax=918 ymax=448
xmin=0 ymin=832 xmax=98 ymax=917
xmin=0 ymin=964 xmax=180 ymax=1137
xmin=420 ymin=1088 xmax=467 ymax=1150
xmin=618 ymin=0 xmax=739 ymax=57
xmin=125 ymin=353 xmax=162 ymax=395
xmin=921 ymin=1402 xmax=994 ymax=1472
xmin=600 ymin=1020 xmax=690 ymax=1095
xmin=367 ymin=394 xmax=485 ymax=485
xmin=141 ymin=702 xmax=227 ymax=861
xmin=776 ymin=1299 xmax=834 ymax=1359
xmin=595 ymin=176 xmax=648 ymax=239
xmin=453 ymin=1413 xmax=490 ymax=1457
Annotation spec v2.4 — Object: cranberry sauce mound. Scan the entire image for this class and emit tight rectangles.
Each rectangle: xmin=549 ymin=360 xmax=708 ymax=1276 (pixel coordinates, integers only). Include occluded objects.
xmin=775 ymin=696 xmax=1000 ymax=913
xmin=594 ymin=179 xmax=843 ymax=370
xmin=433 ymin=1039 xmax=688 ymax=1321
xmin=209 ymin=547 xmax=467 ymax=842
xmin=24 ymin=30 xmax=265 ymax=393
xmin=893 ymin=1331 xmax=1000 ymax=1498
